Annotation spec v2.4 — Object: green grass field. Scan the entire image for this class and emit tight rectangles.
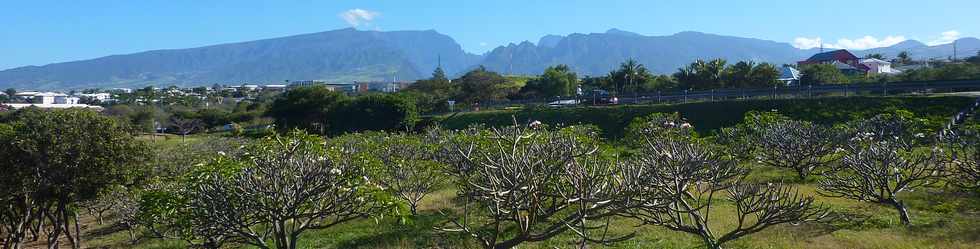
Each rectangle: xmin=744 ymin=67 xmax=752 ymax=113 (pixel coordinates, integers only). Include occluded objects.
xmin=74 ymin=96 xmax=980 ymax=249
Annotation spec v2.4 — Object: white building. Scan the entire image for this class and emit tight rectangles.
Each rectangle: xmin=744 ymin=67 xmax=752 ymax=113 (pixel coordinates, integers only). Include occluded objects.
xmin=79 ymin=93 xmax=112 ymax=102
xmin=860 ymin=58 xmax=902 ymax=75
xmin=4 ymin=92 xmax=96 ymax=110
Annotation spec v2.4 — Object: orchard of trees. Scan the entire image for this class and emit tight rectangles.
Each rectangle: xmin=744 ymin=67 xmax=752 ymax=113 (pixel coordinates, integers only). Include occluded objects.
xmin=3 ymin=105 xmax=979 ymax=249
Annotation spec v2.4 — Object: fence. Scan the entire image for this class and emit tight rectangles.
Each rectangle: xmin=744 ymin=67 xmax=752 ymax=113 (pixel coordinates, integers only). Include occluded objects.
xmin=462 ymin=79 xmax=980 ymax=111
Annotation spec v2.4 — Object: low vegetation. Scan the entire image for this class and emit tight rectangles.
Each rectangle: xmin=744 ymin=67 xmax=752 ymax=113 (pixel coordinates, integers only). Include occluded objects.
xmin=2 ymin=95 xmax=980 ymax=249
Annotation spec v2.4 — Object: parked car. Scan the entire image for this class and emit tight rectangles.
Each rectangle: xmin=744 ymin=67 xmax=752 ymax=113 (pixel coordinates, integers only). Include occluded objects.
xmin=548 ymin=99 xmax=581 ymax=107
xmin=587 ymin=90 xmax=619 ymax=105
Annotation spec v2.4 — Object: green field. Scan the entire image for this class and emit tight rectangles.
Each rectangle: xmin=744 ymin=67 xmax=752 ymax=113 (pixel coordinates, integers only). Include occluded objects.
xmin=73 ymin=95 xmax=980 ymax=249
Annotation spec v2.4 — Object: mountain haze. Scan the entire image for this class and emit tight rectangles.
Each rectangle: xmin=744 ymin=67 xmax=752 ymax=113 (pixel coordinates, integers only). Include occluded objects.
xmin=0 ymin=28 xmax=479 ymax=90
xmin=0 ymin=28 xmax=977 ymax=90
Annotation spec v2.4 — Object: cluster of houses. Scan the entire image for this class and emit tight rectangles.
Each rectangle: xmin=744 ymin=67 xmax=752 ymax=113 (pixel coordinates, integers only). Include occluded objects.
xmin=779 ymin=49 xmax=905 ymax=85
xmin=287 ymin=80 xmax=411 ymax=94
xmin=0 ymin=80 xmax=412 ymax=110
xmin=2 ymin=91 xmax=100 ymax=110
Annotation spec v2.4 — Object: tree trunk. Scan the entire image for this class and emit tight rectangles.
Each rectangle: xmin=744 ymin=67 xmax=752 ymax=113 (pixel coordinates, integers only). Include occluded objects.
xmin=45 ymin=209 xmax=61 ymax=249
xmin=887 ymin=199 xmax=912 ymax=225
xmin=96 ymin=212 xmax=104 ymax=225
xmin=797 ymin=168 xmax=809 ymax=181
xmin=702 ymin=235 xmax=723 ymax=249
xmin=71 ymin=211 xmax=81 ymax=249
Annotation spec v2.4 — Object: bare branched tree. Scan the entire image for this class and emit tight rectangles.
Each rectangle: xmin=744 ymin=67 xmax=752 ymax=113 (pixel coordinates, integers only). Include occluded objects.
xmin=946 ymin=130 xmax=980 ymax=190
xmin=625 ymin=117 xmax=828 ymax=249
xmin=170 ymin=117 xmax=203 ymax=142
xmin=819 ymin=117 xmax=943 ymax=226
xmin=435 ymin=124 xmax=635 ymax=249
xmin=369 ymin=133 xmax=446 ymax=215
xmin=79 ymin=186 xmax=129 ymax=225
xmin=188 ymin=131 xmax=385 ymax=249
xmin=756 ymin=120 xmax=842 ymax=180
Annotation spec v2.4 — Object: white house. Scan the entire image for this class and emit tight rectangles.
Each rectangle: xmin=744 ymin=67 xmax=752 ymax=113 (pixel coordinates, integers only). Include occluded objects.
xmin=860 ymin=58 xmax=902 ymax=75
xmin=4 ymin=91 xmax=97 ymax=110
xmin=79 ymin=93 xmax=112 ymax=102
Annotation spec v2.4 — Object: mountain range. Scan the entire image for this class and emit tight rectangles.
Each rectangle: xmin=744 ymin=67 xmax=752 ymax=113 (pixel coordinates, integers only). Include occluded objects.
xmin=1 ymin=28 xmax=977 ymax=90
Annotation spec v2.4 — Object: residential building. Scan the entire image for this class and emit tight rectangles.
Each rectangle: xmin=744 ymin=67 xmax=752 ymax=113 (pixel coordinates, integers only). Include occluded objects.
xmin=355 ymin=81 xmax=411 ymax=93
xmin=859 ymin=58 xmax=902 ymax=75
xmin=79 ymin=93 xmax=113 ymax=102
xmin=778 ymin=66 xmax=801 ymax=85
xmin=798 ymin=49 xmax=870 ymax=74
xmin=4 ymin=92 xmax=97 ymax=109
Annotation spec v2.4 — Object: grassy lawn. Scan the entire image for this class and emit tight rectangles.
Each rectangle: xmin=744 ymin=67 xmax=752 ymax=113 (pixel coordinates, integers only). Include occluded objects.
xmin=80 ymin=163 xmax=980 ymax=249
xmin=73 ymin=96 xmax=980 ymax=249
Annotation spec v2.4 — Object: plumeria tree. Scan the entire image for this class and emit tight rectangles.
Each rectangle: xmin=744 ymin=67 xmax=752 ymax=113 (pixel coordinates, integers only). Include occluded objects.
xmin=434 ymin=123 xmax=637 ymax=249
xmin=819 ymin=114 xmax=944 ymax=225
xmin=185 ymin=131 xmax=388 ymax=249
xmin=624 ymin=114 xmax=828 ymax=249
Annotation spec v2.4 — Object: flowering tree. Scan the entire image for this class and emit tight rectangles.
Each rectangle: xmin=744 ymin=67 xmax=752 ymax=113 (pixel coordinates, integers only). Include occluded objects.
xmin=435 ymin=124 xmax=637 ymax=249
xmin=755 ymin=119 xmax=842 ymax=180
xmin=624 ymin=116 xmax=828 ymax=249
xmin=369 ymin=133 xmax=446 ymax=215
xmin=187 ymin=131 xmax=387 ymax=249
xmin=819 ymin=115 xmax=943 ymax=225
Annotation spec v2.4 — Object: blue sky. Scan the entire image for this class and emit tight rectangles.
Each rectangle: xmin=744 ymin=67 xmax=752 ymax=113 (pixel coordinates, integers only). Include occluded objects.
xmin=1 ymin=0 xmax=977 ymax=70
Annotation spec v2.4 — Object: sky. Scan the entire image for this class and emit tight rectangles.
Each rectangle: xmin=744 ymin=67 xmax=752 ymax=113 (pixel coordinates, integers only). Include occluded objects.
xmin=1 ymin=0 xmax=977 ymax=70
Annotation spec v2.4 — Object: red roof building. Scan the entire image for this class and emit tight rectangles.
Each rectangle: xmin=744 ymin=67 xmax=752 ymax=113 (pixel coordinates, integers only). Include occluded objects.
xmin=798 ymin=49 xmax=870 ymax=73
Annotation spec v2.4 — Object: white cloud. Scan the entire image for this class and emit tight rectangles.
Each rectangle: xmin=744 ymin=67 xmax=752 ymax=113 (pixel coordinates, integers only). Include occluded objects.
xmin=339 ymin=9 xmax=380 ymax=27
xmin=793 ymin=37 xmax=824 ymax=49
xmin=479 ymin=42 xmax=488 ymax=47
xmin=792 ymin=35 xmax=906 ymax=50
xmin=928 ymin=30 xmax=961 ymax=46
xmin=834 ymin=36 xmax=906 ymax=50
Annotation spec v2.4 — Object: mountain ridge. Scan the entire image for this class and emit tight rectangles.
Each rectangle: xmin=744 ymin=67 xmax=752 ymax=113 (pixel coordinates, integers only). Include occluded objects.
xmin=1 ymin=28 xmax=977 ymax=90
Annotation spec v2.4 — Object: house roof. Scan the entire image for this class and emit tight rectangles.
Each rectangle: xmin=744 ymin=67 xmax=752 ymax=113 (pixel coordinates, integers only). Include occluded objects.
xmin=778 ymin=67 xmax=800 ymax=80
xmin=860 ymin=58 xmax=891 ymax=65
xmin=805 ymin=49 xmax=859 ymax=62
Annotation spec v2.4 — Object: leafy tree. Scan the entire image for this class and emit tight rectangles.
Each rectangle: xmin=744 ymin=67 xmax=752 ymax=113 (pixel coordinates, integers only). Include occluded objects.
xmin=749 ymin=62 xmax=782 ymax=87
xmin=865 ymin=53 xmax=885 ymax=60
xmin=266 ymin=85 xmax=349 ymax=133
xmin=3 ymin=88 xmax=15 ymax=98
xmin=0 ymin=108 xmax=149 ymax=249
xmin=456 ymin=66 xmax=515 ymax=104
xmin=800 ymin=64 xmax=849 ymax=85
xmin=724 ymin=61 xmax=755 ymax=88
xmin=404 ymin=67 xmax=458 ymax=113
xmin=608 ymin=59 xmax=655 ymax=94
xmin=675 ymin=59 xmax=728 ymax=90
xmin=641 ymin=74 xmax=678 ymax=92
xmin=519 ymin=64 xmax=579 ymax=98
xmin=331 ymin=94 xmax=419 ymax=135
